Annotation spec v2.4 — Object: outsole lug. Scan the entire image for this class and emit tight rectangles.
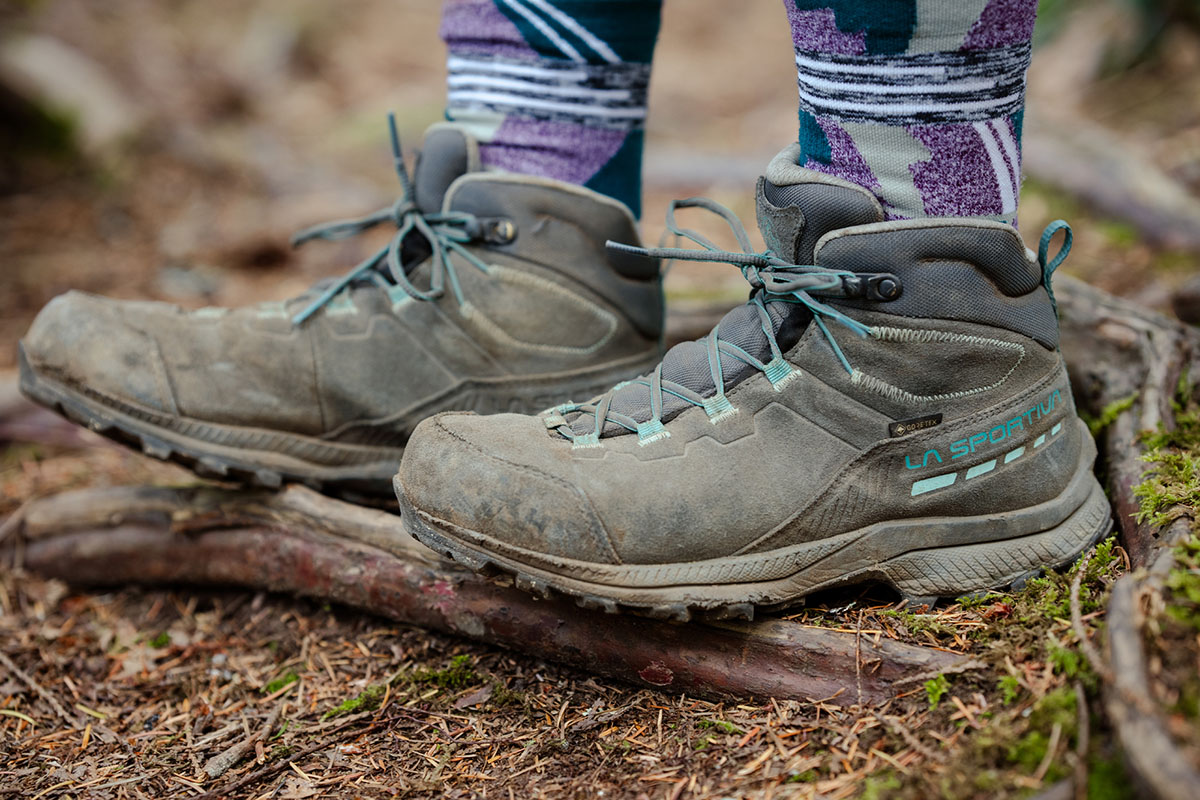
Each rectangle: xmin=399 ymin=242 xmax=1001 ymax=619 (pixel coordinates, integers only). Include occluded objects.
xmin=644 ymin=604 xmax=691 ymax=623
xmin=140 ymin=436 xmax=173 ymax=460
xmin=1008 ymin=568 xmax=1044 ymax=592
xmin=254 ymin=469 xmax=283 ymax=489
xmin=702 ymin=603 xmax=755 ymax=622
xmin=898 ymin=595 xmax=939 ymax=611
xmin=17 ymin=351 xmax=401 ymax=502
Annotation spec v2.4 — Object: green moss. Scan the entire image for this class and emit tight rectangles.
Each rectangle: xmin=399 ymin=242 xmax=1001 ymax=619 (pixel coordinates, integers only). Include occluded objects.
xmin=998 ymin=675 xmax=1021 ymax=706
xmin=149 ymin=632 xmax=171 ymax=649
xmin=1165 ymin=537 xmax=1200 ymax=632
xmin=788 ymin=769 xmax=818 ymax=783
xmin=1047 ymin=639 xmax=1085 ymax=679
xmin=1136 ymin=374 xmax=1200 ymax=530
xmin=321 ymin=683 xmax=387 ymax=721
xmin=489 ymin=684 xmax=524 ymax=707
xmin=878 ymin=608 xmax=959 ymax=639
xmin=860 ymin=772 xmax=901 ymax=800
xmin=1082 ymin=394 xmax=1137 ymax=437
xmin=925 ymin=674 xmax=950 ymax=710
xmin=412 ymin=654 xmax=478 ymax=690
xmin=262 ymin=671 xmax=299 ymax=694
xmin=698 ymin=718 xmax=741 ymax=735
xmin=1087 ymin=753 xmax=1136 ymax=800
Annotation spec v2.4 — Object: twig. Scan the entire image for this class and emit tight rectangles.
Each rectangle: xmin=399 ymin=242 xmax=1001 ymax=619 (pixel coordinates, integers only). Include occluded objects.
xmin=854 ymin=610 xmax=864 ymax=706
xmin=1073 ymin=682 xmax=1089 ymax=800
xmin=1032 ymin=722 xmax=1063 ymax=784
xmin=1069 ymin=549 xmax=1114 ymax=684
xmin=0 ymin=650 xmax=75 ymax=725
xmin=202 ymin=700 xmax=284 ymax=779
xmin=892 ymin=658 xmax=986 ymax=687
xmin=193 ymin=716 xmax=384 ymax=800
xmin=0 ymin=499 xmax=31 ymax=546
xmin=880 ymin=714 xmax=945 ymax=764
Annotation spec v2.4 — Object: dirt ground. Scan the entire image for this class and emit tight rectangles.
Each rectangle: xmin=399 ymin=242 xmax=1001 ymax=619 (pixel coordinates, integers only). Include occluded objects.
xmin=2 ymin=1 xmax=1200 ymax=798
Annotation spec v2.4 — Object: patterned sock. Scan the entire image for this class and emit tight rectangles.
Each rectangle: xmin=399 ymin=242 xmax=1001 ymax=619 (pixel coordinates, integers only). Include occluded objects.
xmin=784 ymin=0 xmax=1036 ymax=223
xmin=441 ymin=0 xmax=662 ymax=217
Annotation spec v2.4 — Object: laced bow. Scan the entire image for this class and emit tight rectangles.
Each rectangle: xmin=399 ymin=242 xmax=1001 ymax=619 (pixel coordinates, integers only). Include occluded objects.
xmin=289 ymin=113 xmax=494 ymax=325
xmin=548 ymin=197 xmax=876 ymax=447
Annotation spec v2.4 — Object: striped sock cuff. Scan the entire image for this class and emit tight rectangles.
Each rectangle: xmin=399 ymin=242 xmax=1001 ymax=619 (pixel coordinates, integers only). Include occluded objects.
xmin=446 ymin=54 xmax=649 ymax=130
xmin=794 ymin=42 xmax=1032 ymax=126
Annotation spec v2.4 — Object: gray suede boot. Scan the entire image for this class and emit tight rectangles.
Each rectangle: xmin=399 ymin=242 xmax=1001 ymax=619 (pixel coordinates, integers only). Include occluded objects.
xmin=396 ymin=143 xmax=1112 ymax=619
xmin=19 ymin=121 xmax=664 ymax=498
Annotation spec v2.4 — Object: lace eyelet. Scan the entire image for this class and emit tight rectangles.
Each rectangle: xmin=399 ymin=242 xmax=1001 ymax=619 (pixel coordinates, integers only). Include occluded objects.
xmin=485 ymin=218 xmax=517 ymax=245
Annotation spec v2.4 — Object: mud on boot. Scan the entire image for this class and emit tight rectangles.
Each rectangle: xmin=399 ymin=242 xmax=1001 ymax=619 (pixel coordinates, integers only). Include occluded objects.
xmin=19 ymin=120 xmax=664 ymax=498
xmin=396 ymin=143 xmax=1111 ymax=618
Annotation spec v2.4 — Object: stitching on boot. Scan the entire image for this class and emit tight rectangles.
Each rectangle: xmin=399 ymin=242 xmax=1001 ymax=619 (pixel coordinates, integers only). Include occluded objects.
xmin=849 ymin=326 xmax=1026 ymax=404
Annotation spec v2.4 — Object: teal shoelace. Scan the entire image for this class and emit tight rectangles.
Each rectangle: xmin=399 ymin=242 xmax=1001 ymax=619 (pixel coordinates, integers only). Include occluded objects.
xmin=548 ymin=200 xmax=1075 ymax=448
xmin=289 ymin=113 xmax=495 ymax=325
xmin=546 ymin=197 xmax=874 ymax=447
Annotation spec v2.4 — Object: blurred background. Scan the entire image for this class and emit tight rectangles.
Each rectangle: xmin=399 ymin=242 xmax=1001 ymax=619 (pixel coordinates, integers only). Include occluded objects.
xmin=1 ymin=0 xmax=1198 ymax=386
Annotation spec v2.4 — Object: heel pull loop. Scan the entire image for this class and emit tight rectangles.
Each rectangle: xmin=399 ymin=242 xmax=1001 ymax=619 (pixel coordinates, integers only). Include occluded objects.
xmin=1038 ymin=220 xmax=1072 ymax=319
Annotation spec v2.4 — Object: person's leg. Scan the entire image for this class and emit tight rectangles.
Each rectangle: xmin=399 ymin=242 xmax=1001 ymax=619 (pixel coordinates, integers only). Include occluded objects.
xmin=441 ymin=0 xmax=663 ymax=217
xmin=785 ymin=0 xmax=1034 ymax=223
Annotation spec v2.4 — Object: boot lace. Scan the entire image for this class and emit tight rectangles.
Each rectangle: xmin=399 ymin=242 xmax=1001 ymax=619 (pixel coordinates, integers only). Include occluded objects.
xmin=547 ymin=197 xmax=875 ymax=447
xmin=289 ymin=113 xmax=496 ymax=325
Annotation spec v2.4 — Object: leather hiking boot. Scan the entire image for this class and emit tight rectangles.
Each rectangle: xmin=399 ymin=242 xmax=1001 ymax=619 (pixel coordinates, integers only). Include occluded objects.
xmin=19 ymin=120 xmax=664 ymax=498
xmin=396 ymin=143 xmax=1112 ymax=619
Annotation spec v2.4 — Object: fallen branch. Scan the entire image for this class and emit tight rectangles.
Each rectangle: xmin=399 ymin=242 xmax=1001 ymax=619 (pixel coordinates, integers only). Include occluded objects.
xmin=203 ymin=700 xmax=285 ymax=780
xmin=8 ymin=483 xmax=959 ymax=706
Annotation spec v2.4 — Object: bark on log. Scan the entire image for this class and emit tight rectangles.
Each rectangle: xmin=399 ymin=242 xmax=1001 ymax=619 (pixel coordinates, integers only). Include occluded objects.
xmin=1104 ymin=564 xmax=1200 ymax=800
xmin=1055 ymin=276 xmax=1200 ymax=566
xmin=7 ymin=484 xmax=963 ymax=706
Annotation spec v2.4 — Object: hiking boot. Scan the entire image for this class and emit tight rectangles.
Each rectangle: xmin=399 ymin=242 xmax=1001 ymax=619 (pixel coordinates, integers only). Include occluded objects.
xmin=19 ymin=120 xmax=664 ymax=498
xmin=396 ymin=143 xmax=1112 ymax=618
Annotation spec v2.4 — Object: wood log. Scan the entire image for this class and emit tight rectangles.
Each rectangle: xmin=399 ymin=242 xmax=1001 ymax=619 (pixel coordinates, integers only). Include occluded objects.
xmin=8 ymin=484 xmax=964 ymax=706
xmin=1055 ymin=276 xmax=1199 ymax=566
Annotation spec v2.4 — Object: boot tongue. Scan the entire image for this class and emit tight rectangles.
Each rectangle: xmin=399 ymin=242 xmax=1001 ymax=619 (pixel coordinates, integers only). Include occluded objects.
xmin=412 ymin=126 xmax=481 ymax=215
xmin=756 ymin=174 xmax=885 ymax=265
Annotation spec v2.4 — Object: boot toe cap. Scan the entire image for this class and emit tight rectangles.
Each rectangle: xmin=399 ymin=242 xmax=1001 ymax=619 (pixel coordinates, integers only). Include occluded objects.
xmin=399 ymin=412 xmax=619 ymax=565
xmin=22 ymin=291 xmax=176 ymax=413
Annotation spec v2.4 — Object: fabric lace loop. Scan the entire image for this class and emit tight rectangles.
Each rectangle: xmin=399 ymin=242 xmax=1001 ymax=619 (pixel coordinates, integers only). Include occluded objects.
xmin=552 ymin=196 xmax=879 ymax=445
xmin=289 ymin=113 xmax=492 ymax=326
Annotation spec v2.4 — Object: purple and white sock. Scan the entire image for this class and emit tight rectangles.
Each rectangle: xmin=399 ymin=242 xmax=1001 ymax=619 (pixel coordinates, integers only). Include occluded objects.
xmin=784 ymin=0 xmax=1037 ymax=223
xmin=440 ymin=0 xmax=663 ymax=217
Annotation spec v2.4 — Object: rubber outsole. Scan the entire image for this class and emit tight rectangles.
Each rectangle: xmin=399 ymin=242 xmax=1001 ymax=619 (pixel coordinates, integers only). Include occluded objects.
xmin=19 ymin=346 xmax=403 ymax=500
xmin=396 ymin=448 xmax=1114 ymax=622
xmin=19 ymin=344 xmax=661 ymax=501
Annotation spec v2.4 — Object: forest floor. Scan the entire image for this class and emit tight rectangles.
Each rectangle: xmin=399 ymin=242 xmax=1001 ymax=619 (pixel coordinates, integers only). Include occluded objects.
xmin=2 ymin=1 xmax=1200 ymax=798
